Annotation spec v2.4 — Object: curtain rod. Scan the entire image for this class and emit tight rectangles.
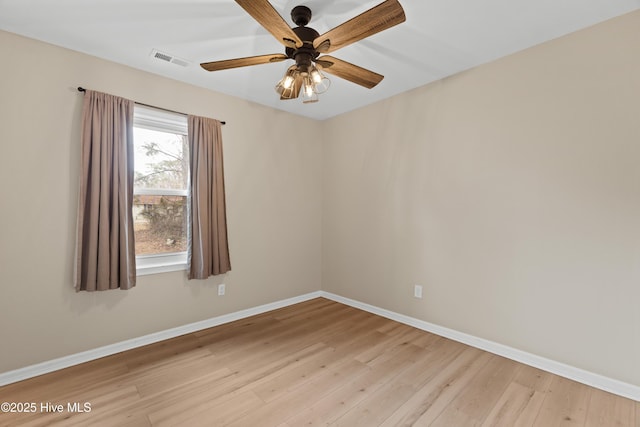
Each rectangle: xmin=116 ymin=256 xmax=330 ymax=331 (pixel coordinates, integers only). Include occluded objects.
xmin=77 ymin=87 xmax=226 ymax=125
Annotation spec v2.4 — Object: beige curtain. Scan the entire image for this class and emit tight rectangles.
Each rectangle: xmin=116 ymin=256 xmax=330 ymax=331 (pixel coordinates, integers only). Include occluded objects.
xmin=188 ymin=115 xmax=231 ymax=279
xmin=74 ymin=90 xmax=136 ymax=291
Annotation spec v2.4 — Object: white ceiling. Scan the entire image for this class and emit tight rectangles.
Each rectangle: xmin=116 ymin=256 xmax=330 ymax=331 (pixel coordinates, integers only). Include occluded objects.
xmin=1 ymin=0 xmax=639 ymax=120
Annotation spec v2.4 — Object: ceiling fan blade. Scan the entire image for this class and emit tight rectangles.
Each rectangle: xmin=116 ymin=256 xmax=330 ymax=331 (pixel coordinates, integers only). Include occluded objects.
xmin=235 ymin=0 xmax=303 ymax=48
xmin=313 ymin=0 xmax=406 ymax=53
xmin=200 ymin=54 xmax=288 ymax=72
xmin=281 ymin=74 xmax=302 ymax=100
xmin=317 ymin=56 xmax=383 ymax=89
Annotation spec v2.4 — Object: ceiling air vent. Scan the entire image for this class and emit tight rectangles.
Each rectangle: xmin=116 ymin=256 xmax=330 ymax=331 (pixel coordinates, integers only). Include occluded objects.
xmin=150 ymin=49 xmax=190 ymax=67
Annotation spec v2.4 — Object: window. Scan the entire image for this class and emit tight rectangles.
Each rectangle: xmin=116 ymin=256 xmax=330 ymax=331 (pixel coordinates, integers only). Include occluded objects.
xmin=133 ymin=106 xmax=189 ymax=275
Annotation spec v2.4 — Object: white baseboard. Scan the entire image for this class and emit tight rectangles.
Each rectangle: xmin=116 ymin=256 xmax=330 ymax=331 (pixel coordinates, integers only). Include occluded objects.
xmin=0 ymin=291 xmax=322 ymax=387
xmin=319 ymin=291 xmax=640 ymax=402
xmin=2 ymin=290 xmax=638 ymax=403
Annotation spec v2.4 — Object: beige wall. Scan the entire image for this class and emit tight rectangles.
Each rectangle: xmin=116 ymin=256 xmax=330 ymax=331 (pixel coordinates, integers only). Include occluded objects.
xmin=322 ymin=11 xmax=640 ymax=385
xmin=0 ymin=31 xmax=322 ymax=372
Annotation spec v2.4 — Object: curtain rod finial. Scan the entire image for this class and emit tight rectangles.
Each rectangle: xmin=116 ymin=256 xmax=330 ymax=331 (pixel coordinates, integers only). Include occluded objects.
xmin=77 ymin=87 xmax=86 ymax=92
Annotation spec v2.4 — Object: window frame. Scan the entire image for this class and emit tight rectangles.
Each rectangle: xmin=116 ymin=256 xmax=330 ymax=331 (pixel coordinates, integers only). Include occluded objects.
xmin=132 ymin=106 xmax=189 ymax=276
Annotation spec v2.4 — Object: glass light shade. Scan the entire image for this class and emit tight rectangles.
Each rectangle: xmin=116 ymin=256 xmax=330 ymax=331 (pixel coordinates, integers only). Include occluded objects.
xmin=275 ymin=66 xmax=298 ymax=98
xmin=310 ymin=67 xmax=323 ymax=84
xmin=280 ymin=85 xmax=297 ymax=99
xmin=301 ymin=75 xmax=318 ymax=103
xmin=309 ymin=65 xmax=331 ymax=94
xmin=314 ymin=76 xmax=330 ymax=94
xmin=282 ymin=75 xmax=294 ymax=89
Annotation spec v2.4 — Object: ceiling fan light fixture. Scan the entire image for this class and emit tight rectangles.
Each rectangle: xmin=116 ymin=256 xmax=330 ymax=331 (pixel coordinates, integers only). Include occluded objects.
xmin=279 ymin=80 xmax=299 ymax=99
xmin=309 ymin=65 xmax=331 ymax=94
xmin=301 ymin=75 xmax=319 ymax=103
xmin=310 ymin=66 xmax=322 ymax=84
xmin=275 ymin=63 xmax=330 ymax=103
xmin=283 ymin=75 xmax=295 ymax=89
xmin=275 ymin=65 xmax=298 ymax=96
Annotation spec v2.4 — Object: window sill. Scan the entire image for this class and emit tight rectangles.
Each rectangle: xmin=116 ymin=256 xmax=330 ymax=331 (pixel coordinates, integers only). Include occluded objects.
xmin=136 ymin=252 xmax=187 ymax=276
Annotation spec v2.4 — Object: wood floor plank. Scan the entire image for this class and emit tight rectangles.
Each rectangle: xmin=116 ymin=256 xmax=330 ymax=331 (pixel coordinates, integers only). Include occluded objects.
xmin=532 ymin=376 xmax=591 ymax=426
xmin=0 ymin=298 xmax=636 ymax=427
xmin=409 ymin=331 xmax=444 ymax=349
xmin=430 ymin=355 xmax=520 ymax=426
xmin=585 ymin=387 xmax=636 ymax=427
xmin=227 ymin=359 xmax=370 ymax=427
xmin=355 ymin=326 xmax=426 ymax=366
xmin=116 ymin=333 xmax=204 ymax=371
xmin=151 ymin=390 xmax=264 ymax=427
xmin=193 ymin=314 xmax=279 ymax=341
xmin=131 ymin=349 xmax=216 ymax=397
xmin=208 ymin=342 xmax=328 ymax=396
xmin=504 ymin=366 xmax=555 ymax=427
xmin=286 ymin=334 xmax=454 ymax=426
xmin=283 ymin=363 xmax=387 ymax=426
xmin=512 ymin=364 xmax=554 ymax=393
xmin=377 ymin=321 xmax=417 ymax=336
xmin=207 ymin=325 xmax=324 ymax=372
xmin=330 ymin=345 xmax=437 ymax=427
xmin=199 ymin=316 xmax=306 ymax=355
xmin=271 ymin=297 xmax=343 ymax=321
xmin=324 ymin=313 xmax=390 ymax=348
xmin=481 ymin=381 xmax=541 ymax=427
xmin=248 ymin=344 xmax=338 ymax=402
xmin=103 ymin=368 xmax=235 ymax=426
xmin=514 ymin=389 xmax=548 ymax=427
xmin=375 ymin=346 xmax=491 ymax=427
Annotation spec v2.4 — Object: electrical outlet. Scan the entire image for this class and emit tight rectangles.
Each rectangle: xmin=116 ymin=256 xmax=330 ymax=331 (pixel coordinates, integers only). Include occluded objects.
xmin=218 ymin=284 xmax=226 ymax=296
xmin=414 ymin=285 xmax=423 ymax=299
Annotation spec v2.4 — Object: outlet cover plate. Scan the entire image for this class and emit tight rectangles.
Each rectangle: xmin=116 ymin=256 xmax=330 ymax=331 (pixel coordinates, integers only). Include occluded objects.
xmin=414 ymin=285 xmax=423 ymax=299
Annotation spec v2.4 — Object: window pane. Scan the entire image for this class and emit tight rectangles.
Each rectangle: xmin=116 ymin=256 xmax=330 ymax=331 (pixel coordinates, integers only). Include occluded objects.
xmin=133 ymin=195 xmax=187 ymax=255
xmin=133 ymin=127 xmax=188 ymax=191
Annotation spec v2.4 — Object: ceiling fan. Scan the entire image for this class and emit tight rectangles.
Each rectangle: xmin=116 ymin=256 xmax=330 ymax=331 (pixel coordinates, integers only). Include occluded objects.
xmin=200 ymin=0 xmax=406 ymax=103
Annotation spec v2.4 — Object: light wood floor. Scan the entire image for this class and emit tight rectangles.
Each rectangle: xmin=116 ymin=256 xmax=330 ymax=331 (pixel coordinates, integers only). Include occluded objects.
xmin=0 ymin=298 xmax=637 ymax=426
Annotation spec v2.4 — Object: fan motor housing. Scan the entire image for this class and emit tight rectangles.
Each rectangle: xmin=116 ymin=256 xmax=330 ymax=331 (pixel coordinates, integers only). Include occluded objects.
xmin=286 ymin=25 xmax=320 ymax=69
xmin=285 ymin=5 xmax=321 ymax=70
